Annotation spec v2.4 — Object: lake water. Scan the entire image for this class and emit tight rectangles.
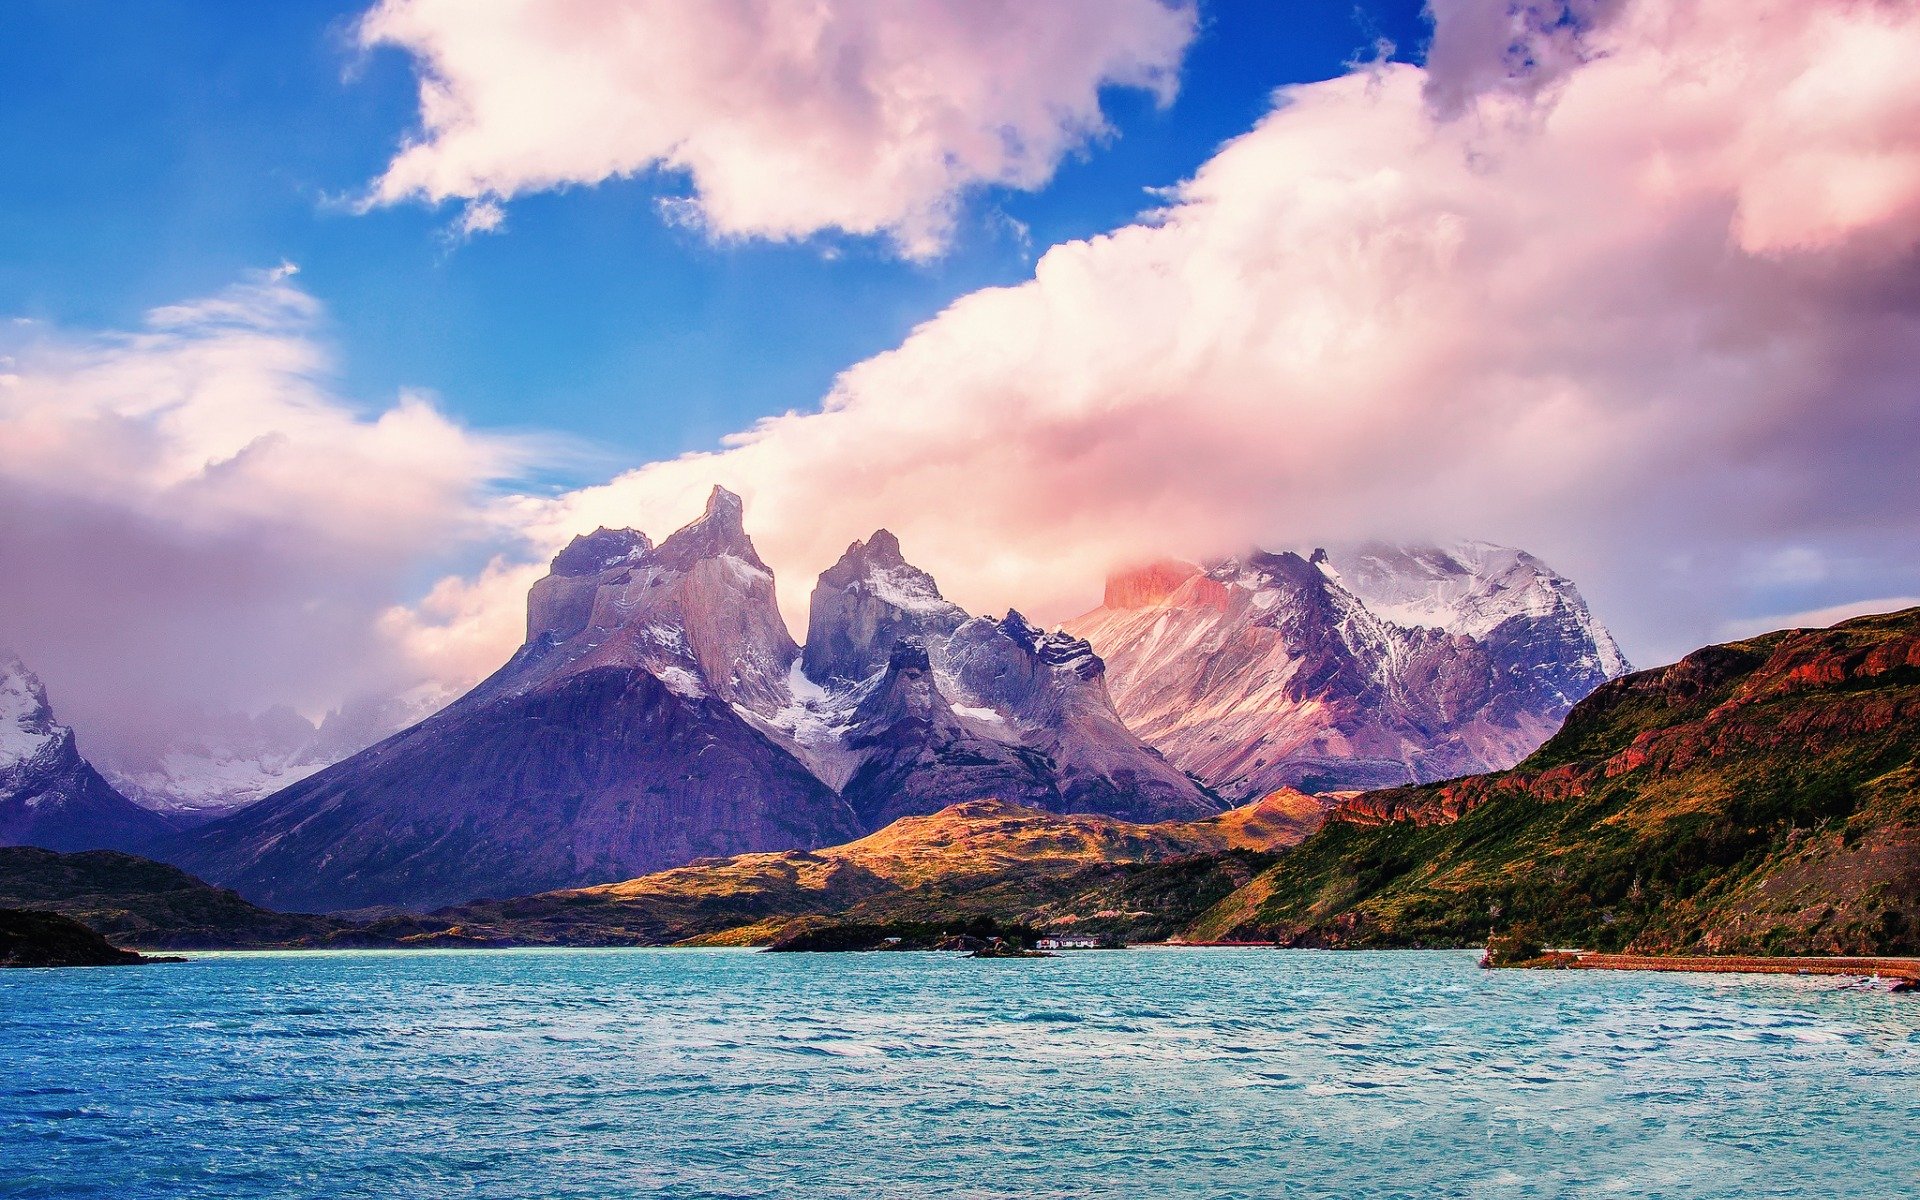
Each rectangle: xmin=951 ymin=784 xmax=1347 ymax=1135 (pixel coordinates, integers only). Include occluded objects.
xmin=3 ymin=948 xmax=1916 ymax=1198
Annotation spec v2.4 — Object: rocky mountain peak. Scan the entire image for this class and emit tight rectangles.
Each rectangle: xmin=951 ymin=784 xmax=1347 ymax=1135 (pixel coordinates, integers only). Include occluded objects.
xmin=849 ymin=528 xmax=905 ymax=566
xmin=550 ymin=527 xmax=653 ymax=577
xmin=0 ymin=654 xmax=61 ymax=770
xmin=1068 ymin=538 xmax=1632 ymax=800
xmin=652 ymin=485 xmax=765 ymax=571
xmin=1102 ymin=560 xmax=1202 ymax=609
xmin=802 ymin=530 xmax=966 ymax=687
xmin=508 ymin=485 xmax=796 ymax=711
xmin=1 ymin=654 xmax=168 ymax=853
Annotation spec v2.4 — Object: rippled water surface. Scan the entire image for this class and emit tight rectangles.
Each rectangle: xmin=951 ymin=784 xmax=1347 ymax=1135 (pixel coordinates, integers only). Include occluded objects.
xmin=4 ymin=948 xmax=1917 ymax=1198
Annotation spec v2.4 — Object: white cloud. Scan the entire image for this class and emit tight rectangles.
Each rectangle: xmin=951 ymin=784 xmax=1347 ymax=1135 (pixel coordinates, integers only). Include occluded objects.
xmin=12 ymin=0 xmax=1920 ymax=769
xmin=0 ymin=270 xmax=539 ymax=764
xmin=477 ymin=0 xmax=1920 ymax=669
xmin=357 ymin=0 xmax=1198 ymax=257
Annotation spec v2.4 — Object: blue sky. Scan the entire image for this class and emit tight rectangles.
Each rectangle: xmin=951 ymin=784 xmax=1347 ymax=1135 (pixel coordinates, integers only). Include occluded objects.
xmin=5 ymin=0 xmax=1918 ymax=750
xmin=1 ymin=0 xmax=1428 ymax=485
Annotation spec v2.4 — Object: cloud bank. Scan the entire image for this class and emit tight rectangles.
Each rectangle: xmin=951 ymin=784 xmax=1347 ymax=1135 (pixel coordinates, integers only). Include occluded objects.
xmin=0 ymin=269 xmax=535 ymax=765
xmin=360 ymin=0 xmax=1198 ymax=256
xmin=8 ymin=0 xmax=1919 ymax=771
xmin=483 ymin=0 xmax=1920 ymax=671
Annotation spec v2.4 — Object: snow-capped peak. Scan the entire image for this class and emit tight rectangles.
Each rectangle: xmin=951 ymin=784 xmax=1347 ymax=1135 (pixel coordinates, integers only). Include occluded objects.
xmin=1320 ymin=540 xmax=1629 ymax=676
xmin=0 ymin=654 xmax=63 ymax=771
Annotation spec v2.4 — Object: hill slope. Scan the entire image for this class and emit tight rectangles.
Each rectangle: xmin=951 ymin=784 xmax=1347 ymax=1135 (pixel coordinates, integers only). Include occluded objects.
xmin=0 ymin=846 xmax=367 ymax=948
xmin=416 ymin=793 xmax=1326 ymax=947
xmin=1190 ymin=608 xmax=1920 ymax=954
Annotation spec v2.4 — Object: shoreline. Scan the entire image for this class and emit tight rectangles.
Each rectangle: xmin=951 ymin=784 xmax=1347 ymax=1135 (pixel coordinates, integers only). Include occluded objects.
xmin=1517 ymin=951 xmax=1920 ymax=985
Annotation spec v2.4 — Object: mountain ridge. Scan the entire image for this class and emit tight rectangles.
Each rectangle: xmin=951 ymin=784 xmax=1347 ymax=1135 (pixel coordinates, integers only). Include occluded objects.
xmin=1065 ymin=541 xmax=1628 ymax=799
xmin=1190 ymin=607 xmax=1920 ymax=954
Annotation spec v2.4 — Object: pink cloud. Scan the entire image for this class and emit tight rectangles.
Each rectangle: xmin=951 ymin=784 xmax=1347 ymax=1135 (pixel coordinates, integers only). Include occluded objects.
xmin=11 ymin=0 xmax=1920 ymax=768
xmin=0 ymin=271 xmax=541 ymax=765
xmin=477 ymin=0 xmax=1920 ymax=670
xmin=359 ymin=0 xmax=1198 ymax=256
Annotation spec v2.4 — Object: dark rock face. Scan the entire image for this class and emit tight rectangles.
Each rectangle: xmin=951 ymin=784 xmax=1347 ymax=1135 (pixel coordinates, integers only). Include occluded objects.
xmin=169 ymin=488 xmax=858 ymax=914
xmin=801 ymin=530 xmax=967 ymax=687
xmin=837 ymin=640 xmax=1057 ymax=829
xmin=0 ymin=657 xmax=170 ymax=853
xmin=1067 ymin=542 xmax=1629 ymax=800
xmin=0 ymin=908 xmax=159 ymax=968
xmin=791 ymin=535 xmax=1219 ymax=826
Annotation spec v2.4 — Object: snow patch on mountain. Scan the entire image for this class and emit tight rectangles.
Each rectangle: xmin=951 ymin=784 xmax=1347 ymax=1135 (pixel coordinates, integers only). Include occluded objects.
xmin=1323 ymin=541 xmax=1630 ymax=677
xmin=101 ymin=684 xmax=459 ymax=818
xmin=0 ymin=656 xmax=59 ymax=768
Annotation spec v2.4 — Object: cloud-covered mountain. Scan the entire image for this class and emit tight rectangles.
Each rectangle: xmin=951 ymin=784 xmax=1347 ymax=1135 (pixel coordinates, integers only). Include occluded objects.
xmin=99 ymin=688 xmax=454 ymax=823
xmin=0 ymin=656 xmax=170 ymax=853
xmin=1065 ymin=542 xmax=1628 ymax=799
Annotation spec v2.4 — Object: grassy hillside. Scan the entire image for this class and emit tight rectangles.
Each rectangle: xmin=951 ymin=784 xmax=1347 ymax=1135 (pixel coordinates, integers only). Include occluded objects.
xmin=1192 ymin=609 xmax=1920 ymax=954
xmin=416 ymin=793 xmax=1321 ymax=946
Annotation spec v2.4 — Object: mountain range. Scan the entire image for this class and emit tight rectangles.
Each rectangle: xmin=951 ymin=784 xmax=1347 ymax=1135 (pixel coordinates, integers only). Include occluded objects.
xmin=1067 ymin=542 xmax=1627 ymax=799
xmin=4 ymin=489 xmax=1629 ymax=915
xmin=12 ymin=609 xmax=1915 ymax=957
xmin=156 ymin=489 xmax=1218 ymax=911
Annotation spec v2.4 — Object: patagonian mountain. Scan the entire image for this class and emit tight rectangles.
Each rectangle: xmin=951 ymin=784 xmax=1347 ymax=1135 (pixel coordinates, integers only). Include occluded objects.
xmin=1188 ymin=607 xmax=1920 ymax=956
xmin=98 ymin=687 xmax=454 ymax=824
xmin=165 ymin=497 xmax=1218 ymax=913
xmin=756 ymin=530 xmax=1220 ymax=826
xmin=167 ymin=488 xmax=859 ymax=913
xmin=1065 ymin=541 xmax=1627 ymax=800
xmin=0 ymin=656 xmax=169 ymax=853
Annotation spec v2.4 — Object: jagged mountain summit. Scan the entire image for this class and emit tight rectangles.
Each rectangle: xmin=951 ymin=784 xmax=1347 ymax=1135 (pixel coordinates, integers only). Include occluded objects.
xmin=165 ymin=493 xmax=1213 ymax=913
xmin=167 ymin=488 xmax=859 ymax=913
xmin=753 ymin=531 xmax=1220 ymax=829
xmin=1064 ymin=541 xmax=1628 ymax=800
xmin=0 ymin=655 xmax=170 ymax=853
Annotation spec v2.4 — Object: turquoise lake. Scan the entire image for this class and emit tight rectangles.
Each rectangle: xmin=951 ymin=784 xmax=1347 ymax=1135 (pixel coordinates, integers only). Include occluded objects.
xmin=3 ymin=948 xmax=1916 ymax=1198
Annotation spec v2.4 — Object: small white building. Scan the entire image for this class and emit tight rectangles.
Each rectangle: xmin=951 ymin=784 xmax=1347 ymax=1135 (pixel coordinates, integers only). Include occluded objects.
xmin=1036 ymin=934 xmax=1103 ymax=950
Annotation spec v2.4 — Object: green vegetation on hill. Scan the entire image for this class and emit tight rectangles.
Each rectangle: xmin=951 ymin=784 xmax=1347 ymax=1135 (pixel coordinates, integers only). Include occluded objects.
xmin=421 ymin=799 xmax=1303 ymax=946
xmin=1192 ymin=609 xmax=1920 ymax=955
